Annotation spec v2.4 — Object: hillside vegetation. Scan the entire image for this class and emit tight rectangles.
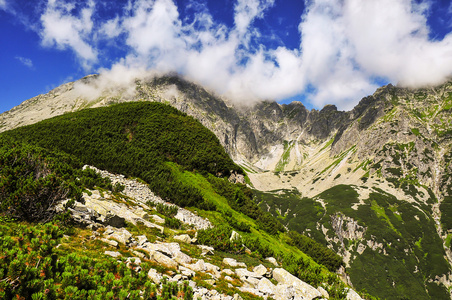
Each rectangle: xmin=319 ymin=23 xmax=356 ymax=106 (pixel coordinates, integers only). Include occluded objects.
xmin=0 ymin=102 xmax=356 ymax=299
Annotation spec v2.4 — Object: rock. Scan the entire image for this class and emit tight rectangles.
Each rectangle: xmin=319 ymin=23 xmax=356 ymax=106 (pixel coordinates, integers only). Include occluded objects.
xmin=222 ymin=269 xmax=235 ymax=276
xmin=243 ymin=276 xmax=260 ymax=288
xmin=230 ymin=230 xmax=241 ymax=242
xmin=197 ymin=245 xmax=214 ymax=256
xmin=274 ymin=284 xmax=295 ymax=300
xmin=104 ymin=251 xmax=121 ymax=258
xmin=105 ymin=228 xmax=133 ymax=245
xmin=148 ymin=268 xmax=163 ymax=284
xmin=170 ymin=274 xmax=182 ymax=282
xmin=205 ymin=262 xmax=221 ymax=277
xmin=103 ymin=214 xmax=126 ymax=228
xmin=265 ymin=257 xmax=279 ymax=266
xmin=173 ymin=251 xmax=193 ymax=265
xmin=100 ymin=238 xmax=118 ymax=248
xmin=223 ymin=257 xmax=246 ymax=268
xmin=142 ymin=243 xmax=173 ymax=257
xmin=272 ymin=268 xmax=321 ymax=300
xmin=132 ymin=250 xmax=147 ymax=259
xmin=224 ymin=276 xmax=234 ymax=282
xmin=235 ymin=268 xmax=262 ymax=279
xmin=151 ymin=251 xmax=178 ymax=269
xmin=223 ymin=258 xmax=247 ymax=268
xmin=136 ymin=235 xmax=148 ymax=246
xmin=187 ymin=259 xmax=207 ymax=272
xmin=205 ymin=279 xmax=216 ymax=286
xmin=257 ymin=277 xmax=276 ymax=296
xmin=318 ymin=286 xmax=329 ymax=299
xmin=239 ymin=286 xmax=264 ymax=298
xmin=346 ymin=288 xmax=364 ymax=300
xmin=179 ymin=266 xmax=195 ymax=278
xmin=150 ymin=214 xmax=165 ymax=223
xmin=165 ymin=242 xmax=181 ymax=255
xmin=253 ymin=264 xmax=268 ymax=277
xmin=174 ymin=234 xmax=193 ymax=244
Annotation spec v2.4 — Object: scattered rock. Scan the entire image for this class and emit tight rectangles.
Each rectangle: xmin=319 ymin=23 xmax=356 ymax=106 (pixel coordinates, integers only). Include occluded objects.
xmin=230 ymin=230 xmax=241 ymax=242
xmin=151 ymin=251 xmax=178 ymax=269
xmin=104 ymin=251 xmax=121 ymax=258
xmin=148 ymin=268 xmax=163 ymax=284
xmin=174 ymin=234 xmax=193 ymax=244
xmin=318 ymin=286 xmax=329 ymax=299
xmin=253 ymin=264 xmax=268 ymax=277
xmin=257 ymin=277 xmax=276 ymax=296
xmin=265 ymin=257 xmax=279 ymax=266
xmin=197 ymin=245 xmax=214 ymax=256
xmin=223 ymin=258 xmax=247 ymax=268
xmin=346 ymin=288 xmax=364 ymax=300
xmin=272 ymin=268 xmax=321 ymax=300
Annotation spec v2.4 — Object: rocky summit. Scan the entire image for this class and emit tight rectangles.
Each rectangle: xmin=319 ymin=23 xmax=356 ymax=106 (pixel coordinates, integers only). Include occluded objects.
xmin=1 ymin=73 xmax=452 ymax=299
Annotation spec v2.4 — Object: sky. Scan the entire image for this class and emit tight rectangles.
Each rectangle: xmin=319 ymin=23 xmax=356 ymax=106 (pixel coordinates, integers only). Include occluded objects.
xmin=1 ymin=0 xmax=452 ymax=114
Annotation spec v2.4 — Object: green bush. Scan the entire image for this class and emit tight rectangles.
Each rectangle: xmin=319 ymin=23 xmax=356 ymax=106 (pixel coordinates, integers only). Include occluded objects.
xmin=0 ymin=222 xmax=193 ymax=300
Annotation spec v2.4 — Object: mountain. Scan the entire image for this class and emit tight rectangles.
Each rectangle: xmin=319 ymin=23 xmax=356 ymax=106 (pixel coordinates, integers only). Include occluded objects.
xmin=1 ymin=73 xmax=452 ymax=299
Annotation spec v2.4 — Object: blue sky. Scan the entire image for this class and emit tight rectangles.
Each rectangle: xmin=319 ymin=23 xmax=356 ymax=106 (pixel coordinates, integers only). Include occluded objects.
xmin=1 ymin=0 xmax=452 ymax=114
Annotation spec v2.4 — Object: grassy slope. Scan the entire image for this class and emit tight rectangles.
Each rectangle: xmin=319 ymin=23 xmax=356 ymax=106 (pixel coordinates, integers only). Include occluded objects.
xmin=0 ymin=101 xmax=352 ymax=299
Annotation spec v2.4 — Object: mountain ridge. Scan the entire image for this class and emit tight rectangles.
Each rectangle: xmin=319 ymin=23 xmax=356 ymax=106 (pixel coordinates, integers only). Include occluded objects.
xmin=2 ymin=73 xmax=452 ymax=299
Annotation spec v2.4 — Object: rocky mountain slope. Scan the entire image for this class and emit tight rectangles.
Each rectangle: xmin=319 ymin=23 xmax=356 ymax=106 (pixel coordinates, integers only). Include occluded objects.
xmin=1 ymin=73 xmax=452 ymax=299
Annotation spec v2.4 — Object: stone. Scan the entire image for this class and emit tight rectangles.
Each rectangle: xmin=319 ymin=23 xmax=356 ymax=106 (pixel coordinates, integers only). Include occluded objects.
xmin=165 ymin=242 xmax=181 ymax=256
xmin=224 ymin=276 xmax=234 ymax=282
xmin=197 ymin=245 xmax=214 ymax=256
xmin=205 ymin=262 xmax=220 ymax=273
xmin=151 ymin=251 xmax=178 ymax=269
xmin=257 ymin=277 xmax=276 ymax=296
xmin=174 ymin=234 xmax=193 ymax=244
xmin=318 ymin=286 xmax=329 ymax=299
xmin=150 ymin=214 xmax=165 ymax=223
xmin=235 ymin=268 xmax=262 ymax=279
xmin=100 ymin=238 xmax=118 ymax=248
xmin=148 ymin=268 xmax=163 ymax=284
xmin=272 ymin=268 xmax=321 ymax=300
xmin=230 ymin=230 xmax=241 ymax=242
xmin=239 ymin=286 xmax=263 ymax=298
xmin=170 ymin=274 xmax=182 ymax=282
xmin=179 ymin=266 xmax=195 ymax=278
xmin=346 ymin=288 xmax=364 ymax=300
xmin=142 ymin=243 xmax=173 ymax=257
xmin=103 ymin=214 xmax=126 ymax=228
xmin=104 ymin=251 xmax=121 ymax=258
xmin=132 ymin=250 xmax=147 ymax=259
xmin=222 ymin=269 xmax=235 ymax=276
xmin=265 ymin=257 xmax=278 ymax=266
xmin=205 ymin=279 xmax=216 ymax=286
xmin=274 ymin=284 xmax=295 ymax=300
xmin=173 ymin=251 xmax=193 ymax=265
xmin=243 ymin=276 xmax=260 ymax=288
xmin=253 ymin=264 xmax=268 ymax=277
xmin=193 ymin=259 xmax=206 ymax=272
xmin=106 ymin=228 xmax=133 ymax=245
xmin=223 ymin=258 xmax=247 ymax=268
xmin=136 ymin=235 xmax=148 ymax=246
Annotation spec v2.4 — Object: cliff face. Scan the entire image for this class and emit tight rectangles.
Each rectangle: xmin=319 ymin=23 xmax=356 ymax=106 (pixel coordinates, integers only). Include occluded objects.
xmin=2 ymin=74 xmax=452 ymax=299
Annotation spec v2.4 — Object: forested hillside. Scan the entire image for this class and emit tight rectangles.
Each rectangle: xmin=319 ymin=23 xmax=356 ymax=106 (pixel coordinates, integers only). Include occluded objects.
xmin=0 ymin=102 xmax=360 ymax=300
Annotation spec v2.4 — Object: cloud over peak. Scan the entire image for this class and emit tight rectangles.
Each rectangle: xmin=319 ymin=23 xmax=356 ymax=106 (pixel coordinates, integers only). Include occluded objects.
xmin=27 ymin=0 xmax=452 ymax=109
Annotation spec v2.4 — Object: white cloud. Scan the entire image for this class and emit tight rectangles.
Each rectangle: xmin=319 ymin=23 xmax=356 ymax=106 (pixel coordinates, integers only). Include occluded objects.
xmin=15 ymin=56 xmax=34 ymax=68
xmin=0 ymin=0 xmax=7 ymax=10
xmin=297 ymin=0 xmax=452 ymax=109
xmin=40 ymin=0 xmax=97 ymax=70
xmin=28 ymin=0 xmax=452 ymax=110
